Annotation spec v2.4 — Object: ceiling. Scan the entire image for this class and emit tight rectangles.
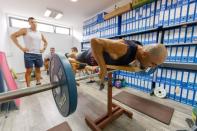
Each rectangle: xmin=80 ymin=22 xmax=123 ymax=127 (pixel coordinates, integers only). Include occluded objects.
xmin=0 ymin=0 xmax=120 ymax=27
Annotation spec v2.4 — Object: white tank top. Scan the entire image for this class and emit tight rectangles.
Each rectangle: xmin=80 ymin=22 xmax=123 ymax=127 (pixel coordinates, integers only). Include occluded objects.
xmin=23 ymin=28 xmax=42 ymax=54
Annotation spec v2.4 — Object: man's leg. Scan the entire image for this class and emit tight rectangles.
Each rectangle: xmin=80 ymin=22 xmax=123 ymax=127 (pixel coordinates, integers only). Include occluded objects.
xmin=68 ymin=58 xmax=80 ymax=63
xmin=44 ymin=59 xmax=49 ymax=71
xmin=24 ymin=53 xmax=34 ymax=87
xmin=25 ymin=68 xmax=32 ymax=87
xmin=85 ymin=66 xmax=98 ymax=83
xmin=85 ymin=66 xmax=98 ymax=72
xmin=35 ymin=67 xmax=41 ymax=85
xmin=70 ymin=62 xmax=79 ymax=74
xmin=35 ymin=54 xmax=43 ymax=85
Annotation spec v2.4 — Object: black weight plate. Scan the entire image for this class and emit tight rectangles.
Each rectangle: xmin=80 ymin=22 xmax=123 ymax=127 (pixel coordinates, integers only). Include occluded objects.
xmin=49 ymin=53 xmax=77 ymax=117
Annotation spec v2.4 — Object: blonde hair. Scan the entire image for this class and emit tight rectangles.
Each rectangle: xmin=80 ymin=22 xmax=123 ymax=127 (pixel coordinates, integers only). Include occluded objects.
xmin=143 ymin=44 xmax=168 ymax=60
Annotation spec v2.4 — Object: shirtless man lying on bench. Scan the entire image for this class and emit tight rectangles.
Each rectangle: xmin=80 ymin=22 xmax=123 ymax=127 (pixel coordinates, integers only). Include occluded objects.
xmin=69 ymin=38 xmax=167 ymax=90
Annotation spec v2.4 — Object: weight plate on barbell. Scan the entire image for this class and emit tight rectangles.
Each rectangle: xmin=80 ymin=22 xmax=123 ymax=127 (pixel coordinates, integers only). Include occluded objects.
xmin=50 ymin=53 xmax=78 ymax=117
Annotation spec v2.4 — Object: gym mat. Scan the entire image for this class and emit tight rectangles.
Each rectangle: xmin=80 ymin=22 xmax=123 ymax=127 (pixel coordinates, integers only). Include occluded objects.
xmin=113 ymin=91 xmax=174 ymax=125
xmin=47 ymin=121 xmax=72 ymax=131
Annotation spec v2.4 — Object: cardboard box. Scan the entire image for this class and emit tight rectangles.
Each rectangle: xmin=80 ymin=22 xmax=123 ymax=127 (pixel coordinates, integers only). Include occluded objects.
xmin=104 ymin=3 xmax=132 ymax=20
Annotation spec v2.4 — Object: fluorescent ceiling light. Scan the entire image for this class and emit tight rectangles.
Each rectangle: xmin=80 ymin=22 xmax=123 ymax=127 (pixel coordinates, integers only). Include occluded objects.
xmin=44 ymin=8 xmax=63 ymax=19
xmin=70 ymin=0 xmax=78 ymax=2
xmin=55 ymin=13 xmax=63 ymax=19
xmin=44 ymin=9 xmax=52 ymax=17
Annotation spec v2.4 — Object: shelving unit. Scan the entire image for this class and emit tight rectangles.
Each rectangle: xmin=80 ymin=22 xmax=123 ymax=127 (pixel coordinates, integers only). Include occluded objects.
xmin=164 ymin=43 xmax=197 ymax=46
xmin=160 ymin=62 xmax=197 ymax=71
xmin=82 ymin=0 xmax=197 ymax=106
xmin=163 ymin=20 xmax=197 ymax=29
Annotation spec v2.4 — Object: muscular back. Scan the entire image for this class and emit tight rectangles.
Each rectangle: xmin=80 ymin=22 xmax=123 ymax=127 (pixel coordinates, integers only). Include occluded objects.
xmin=90 ymin=38 xmax=140 ymax=84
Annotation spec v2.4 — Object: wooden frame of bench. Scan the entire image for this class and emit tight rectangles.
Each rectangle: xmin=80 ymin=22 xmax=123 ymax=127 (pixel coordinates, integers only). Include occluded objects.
xmin=85 ymin=65 xmax=142 ymax=131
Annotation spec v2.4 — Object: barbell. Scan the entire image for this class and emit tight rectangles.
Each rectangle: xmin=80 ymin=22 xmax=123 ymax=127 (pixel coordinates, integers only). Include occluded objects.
xmin=0 ymin=53 xmax=116 ymax=117
xmin=0 ymin=53 xmax=157 ymax=117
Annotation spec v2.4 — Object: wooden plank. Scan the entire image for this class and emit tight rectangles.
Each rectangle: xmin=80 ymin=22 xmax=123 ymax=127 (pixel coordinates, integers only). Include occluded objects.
xmin=104 ymin=3 xmax=132 ymax=20
xmin=132 ymin=0 xmax=155 ymax=9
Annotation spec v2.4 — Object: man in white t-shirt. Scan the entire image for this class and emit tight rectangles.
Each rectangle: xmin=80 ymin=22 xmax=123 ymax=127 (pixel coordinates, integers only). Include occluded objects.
xmin=10 ymin=17 xmax=48 ymax=87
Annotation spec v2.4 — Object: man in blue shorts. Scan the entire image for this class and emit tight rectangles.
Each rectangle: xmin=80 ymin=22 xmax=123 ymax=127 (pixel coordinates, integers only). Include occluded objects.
xmin=11 ymin=17 xmax=48 ymax=87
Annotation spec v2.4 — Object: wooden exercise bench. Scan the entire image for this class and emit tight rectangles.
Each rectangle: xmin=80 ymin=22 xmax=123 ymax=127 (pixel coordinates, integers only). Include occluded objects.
xmin=85 ymin=65 xmax=142 ymax=131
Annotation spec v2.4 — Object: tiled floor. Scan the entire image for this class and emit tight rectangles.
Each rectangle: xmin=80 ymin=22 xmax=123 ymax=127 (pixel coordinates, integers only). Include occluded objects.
xmin=0 ymin=71 xmax=192 ymax=131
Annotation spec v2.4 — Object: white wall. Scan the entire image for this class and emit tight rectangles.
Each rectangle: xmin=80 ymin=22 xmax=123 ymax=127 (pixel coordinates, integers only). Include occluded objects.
xmin=0 ymin=10 xmax=9 ymax=52
xmin=72 ymin=25 xmax=83 ymax=51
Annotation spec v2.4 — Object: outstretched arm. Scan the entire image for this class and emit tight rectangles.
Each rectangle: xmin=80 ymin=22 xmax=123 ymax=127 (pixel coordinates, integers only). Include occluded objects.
xmin=90 ymin=38 xmax=128 ymax=84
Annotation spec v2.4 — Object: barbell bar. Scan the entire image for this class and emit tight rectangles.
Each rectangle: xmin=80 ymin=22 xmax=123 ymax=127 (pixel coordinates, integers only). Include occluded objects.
xmin=0 ymin=83 xmax=59 ymax=103
xmin=75 ymin=70 xmax=117 ymax=81
xmin=0 ymin=70 xmax=116 ymax=103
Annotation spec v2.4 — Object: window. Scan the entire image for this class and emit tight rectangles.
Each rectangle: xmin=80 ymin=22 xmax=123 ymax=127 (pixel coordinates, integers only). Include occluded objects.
xmin=37 ymin=23 xmax=54 ymax=33
xmin=10 ymin=18 xmax=29 ymax=28
xmin=9 ymin=17 xmax=70 ymax=35
xmin=56 ymin=27 xmax=70 ymax=35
